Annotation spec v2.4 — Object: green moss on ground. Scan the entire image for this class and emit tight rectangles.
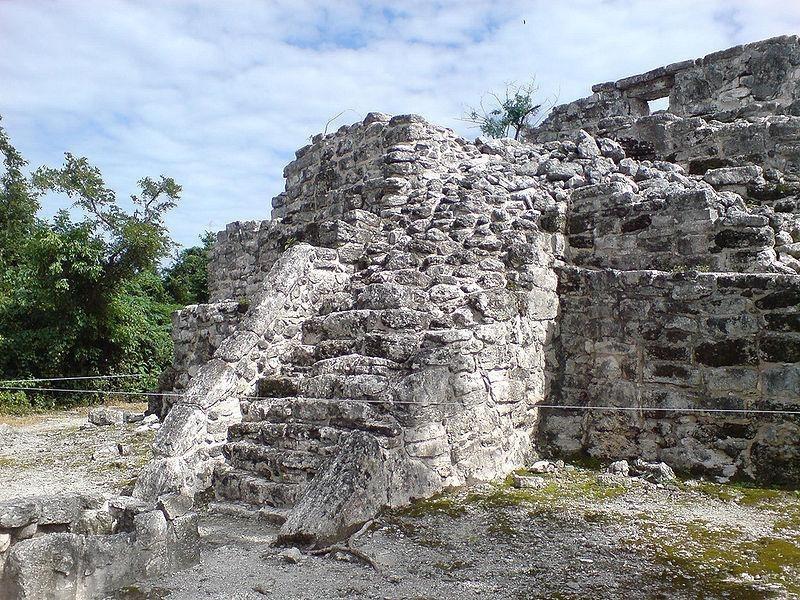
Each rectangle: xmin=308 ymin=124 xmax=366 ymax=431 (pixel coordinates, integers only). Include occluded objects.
xmin=637 ymin=519 xmax=800 ymax=597
xmin=396 ymin=467 xmax=629 ymax=517
xmin=466 ymin=469 xmax=627 ymax=511
xmin=391 ymin=464 xmax=800 ymax=597
xmin=0 ymin=455 xmax=27 ymax=468
xmin=394 ymin=492 xmax=467 ymax=519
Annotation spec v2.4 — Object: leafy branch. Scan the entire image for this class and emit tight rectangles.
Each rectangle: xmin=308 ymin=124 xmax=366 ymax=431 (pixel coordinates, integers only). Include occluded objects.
xmin=461 ymin=79 xmax=557 ymax=140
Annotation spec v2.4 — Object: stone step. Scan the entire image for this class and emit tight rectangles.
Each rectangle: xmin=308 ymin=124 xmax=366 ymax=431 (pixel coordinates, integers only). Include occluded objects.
xmin=296 ymin=373 xmax=392 ymax=402
xmin=222 ymin=440 xmax=326 ymax=483
xmin=207 ymin=500 xmax=290 ymax=526
xmin=213 ymin=464 xmax=302 ymax=508
xmin=301 ymin=307 xmax=433 ymax=343
xmin=227 ymin=420 xmax=346 ymax=453
xmin=242 ymin=397 xmax=402 ymax=437
xmin=309 ymin=354 xmax=401 ymax=377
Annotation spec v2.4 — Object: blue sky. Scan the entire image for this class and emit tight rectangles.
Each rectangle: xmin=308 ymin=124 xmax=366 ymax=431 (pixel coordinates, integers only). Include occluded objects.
xmin=1 ymin=0 xmax=799 ymax=256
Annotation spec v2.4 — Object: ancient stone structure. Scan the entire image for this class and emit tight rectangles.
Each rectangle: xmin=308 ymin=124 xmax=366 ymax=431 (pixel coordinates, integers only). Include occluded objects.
xmin=0 ymin=493 xmax=199 ymax=599
xmin=134 ymin=36 xmax=799 ymax=547
xmin=528 ymin=35 xmax=800 ymax=181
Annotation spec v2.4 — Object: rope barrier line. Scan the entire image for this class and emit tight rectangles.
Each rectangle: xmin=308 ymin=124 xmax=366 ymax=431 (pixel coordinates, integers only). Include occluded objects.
xmin=0 ymin=386 xmax=169 ymax=397
xmin=0 ymin=374 xmax=149 ymax=384
xmin=0 ymin=385 xmax=798 ymax=415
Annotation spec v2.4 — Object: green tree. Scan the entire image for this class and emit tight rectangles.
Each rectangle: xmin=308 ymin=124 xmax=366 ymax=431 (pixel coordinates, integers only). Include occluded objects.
xmin=163 ymin=231 xmax=215 ymax=305
xmin=0 ymin=117 xmax=40 ymax=265
xmin=0 ymin=122 xmax=183 ymax=407
xmin=462 ymin=79 xmax=549 ymax=140
xmin=32 ymin=154 xmax=180 ymax=281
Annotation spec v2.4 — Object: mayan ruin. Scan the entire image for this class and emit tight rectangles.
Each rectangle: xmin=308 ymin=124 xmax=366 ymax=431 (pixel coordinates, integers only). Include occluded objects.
xmin=1 ymin=24 xmax=799 ymax=600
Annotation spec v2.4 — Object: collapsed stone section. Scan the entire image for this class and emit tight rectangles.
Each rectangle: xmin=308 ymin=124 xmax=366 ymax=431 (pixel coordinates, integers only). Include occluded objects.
xmin=140 ymin=45 xmax=800 ymax=545
xmin=529 ymin=35 xmax=800 ymax=185
xmin=0 ymin=493 xmax=199 ymax=599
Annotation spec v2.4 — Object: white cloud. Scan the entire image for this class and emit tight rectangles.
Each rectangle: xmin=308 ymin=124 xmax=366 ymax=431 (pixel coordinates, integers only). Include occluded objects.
xmin=2 ymin=0 xmax=799 ymax=252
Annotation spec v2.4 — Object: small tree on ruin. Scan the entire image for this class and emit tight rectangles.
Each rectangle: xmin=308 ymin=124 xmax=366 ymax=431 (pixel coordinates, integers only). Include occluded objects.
xmin=462 ymin=79 xmax=552 ymax=140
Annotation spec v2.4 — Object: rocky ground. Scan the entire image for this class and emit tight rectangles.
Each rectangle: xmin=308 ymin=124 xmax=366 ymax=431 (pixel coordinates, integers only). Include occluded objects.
xmin=124 ymin=466 xmax=800 ymax=600
xmin=1 ymin=412 xmax=798 ymax=599
xmin=0 ymin=404 xmax=155 ymax=501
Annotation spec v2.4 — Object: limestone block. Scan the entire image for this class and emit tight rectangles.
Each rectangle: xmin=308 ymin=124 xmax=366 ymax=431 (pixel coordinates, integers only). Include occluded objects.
xmin=157 ymin=493 xmax=194 ymax=521
xmin=88 ymin=407 xmax=124 ymax=426
xmin=0 ymin=500 xmax=38 ymax=529
xmin=278 ymin=431 xmax=388 ymax=548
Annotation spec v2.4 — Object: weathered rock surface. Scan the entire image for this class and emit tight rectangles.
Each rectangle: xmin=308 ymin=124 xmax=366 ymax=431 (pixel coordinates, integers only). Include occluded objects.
xmin=278 ymin=431 xmax=388 ymax=547
xmin=88 ymin=407 xmax=124 ymax=426
xmin=0 ymin=492 xmax=200 ymax=600
xmin=130 ymin=36 xmax=800 ymax=549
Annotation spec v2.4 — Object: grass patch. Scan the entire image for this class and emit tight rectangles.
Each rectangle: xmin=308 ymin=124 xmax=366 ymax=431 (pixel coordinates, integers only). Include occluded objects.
xmin=637 ymin=519 xmax=800 ymax=596
xmin=689 ymin=480 xmax=791 ymax=505
xmin=392 ymin=467 xmax=628 ymax=533
xmin=466 ymin=469 xmax=627 ymax=511
xmin=687 ymin=480 xmax=800 ymax=537
xmin=395 ymin=492 xmax=467 ymax=519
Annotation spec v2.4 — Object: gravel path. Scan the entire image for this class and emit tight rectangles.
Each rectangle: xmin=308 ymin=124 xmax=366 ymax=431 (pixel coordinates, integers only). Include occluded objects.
xmin=125 ymin=469 xmax=800 ymax=600
xmin=0 ymin=405 xmax=154 ymax=501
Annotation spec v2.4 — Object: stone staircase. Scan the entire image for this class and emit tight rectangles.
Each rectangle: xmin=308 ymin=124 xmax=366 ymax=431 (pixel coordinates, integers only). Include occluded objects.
xmin=211 ymin=351 xmax=405 ymax=520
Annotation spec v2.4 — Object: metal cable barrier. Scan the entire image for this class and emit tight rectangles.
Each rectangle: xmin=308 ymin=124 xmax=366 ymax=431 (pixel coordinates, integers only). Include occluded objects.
xmin=0 ymin=381 xmax=798 ymax=415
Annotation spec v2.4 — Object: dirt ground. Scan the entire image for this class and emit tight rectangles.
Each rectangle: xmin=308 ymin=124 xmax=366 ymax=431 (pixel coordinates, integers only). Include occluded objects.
xmin=0 ymin=404 xmax=154 ymax=501
xmin=128 ymin=471 xmax=800 ymax=599
xmin=2 ymin=411 xmax=799 ymax=599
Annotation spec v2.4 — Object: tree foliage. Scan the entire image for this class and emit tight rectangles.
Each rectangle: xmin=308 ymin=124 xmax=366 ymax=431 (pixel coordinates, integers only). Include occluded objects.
xmin=0 ymin=116 xmax=40 ymax=265
xmin=0 ymin=116 xmax=211 ymax=411
xmin=462 ymin=79 xmax=551 ymax=140
xmin=163 ymin=231 xmax=215 ymax=305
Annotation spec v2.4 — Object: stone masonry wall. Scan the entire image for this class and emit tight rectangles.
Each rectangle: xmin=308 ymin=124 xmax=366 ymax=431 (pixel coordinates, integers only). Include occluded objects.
xmin=211 ymin=115 xmax=571 ymax=544
xmin=567 ymin=178 xmax=786 ymax=273
xmin=543 ymin=268 xmax=800 ymax=484
xmin=533 ymin=35 xmax=800 ymax=141
xmin=135 ymin=245 xmax=350 ymax=500
xmin=529 ymin=36 xmax=800 ymax=186
xmin=0 ymin=493 xmax=199 ymax=599
xmin=154 ymin=301 xmax=246 ymax=417
xmin=207 ymin=221 xmax=288 ymax=303
xmin=142 ymin=77 xmax=800 ymax=546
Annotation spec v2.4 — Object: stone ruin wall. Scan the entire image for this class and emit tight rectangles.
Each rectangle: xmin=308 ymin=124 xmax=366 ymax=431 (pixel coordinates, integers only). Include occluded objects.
xmin=6 ymin=33 xmax=796 ymax=600
xmin=522 ymin=34 xmax=800 ymax=488
xmin=0 ymin=492 xmax=199 ymax=600
xmin=135 ymin=37 xmax=800 ymax=548
xmin=140 ymin=113 xmax=571 ymax=544
xmin=546 ymin=268 xmax=799 ymax=485
xmin=153 ymin=300 xmax=246 ymax=417
xmin=529 ymin=35 xmax=800 ymax=181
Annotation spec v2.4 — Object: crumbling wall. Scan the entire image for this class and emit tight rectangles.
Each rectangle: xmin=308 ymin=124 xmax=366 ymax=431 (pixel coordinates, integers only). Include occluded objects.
xmin=143 ymin=107 xmax=798 ymax=547
xmin=529 ymin=35 xmax=800 ymax=182
xmin=207 ymin=220 xmax=287 ymax=303
xmin=534 ymin=35 xmax=800 ymax=140
xmin=670 ymin=35 xmax=800 ymax=118
xmin=208 ymin=114 xmax=571 ymax=544
xmin=544 ymin=268 xmax=800 ymax=485
xmin=154 ymin=301 xmax=247 ymax=417
xmin=567 ymin=179 xmax=786 ymax=273
xmin=134 ymin=244 xmax=349 ymax=501
xmin=0 ymin=493 xmax=199 ymax=599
